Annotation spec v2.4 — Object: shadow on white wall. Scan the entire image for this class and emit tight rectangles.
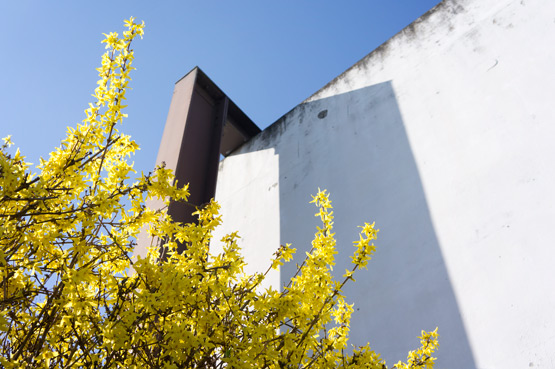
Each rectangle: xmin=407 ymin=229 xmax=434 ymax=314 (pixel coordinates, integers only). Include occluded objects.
xmin=257 ymin=81 xmax=477 ymax=368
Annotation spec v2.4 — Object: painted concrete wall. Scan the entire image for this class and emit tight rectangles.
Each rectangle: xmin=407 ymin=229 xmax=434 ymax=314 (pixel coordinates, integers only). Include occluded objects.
xmin=213 ymin=0 xmax=555 ymax=367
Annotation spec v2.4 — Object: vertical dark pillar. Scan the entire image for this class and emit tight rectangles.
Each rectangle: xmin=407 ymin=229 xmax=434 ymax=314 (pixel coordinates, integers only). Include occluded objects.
xmin=134 ymin=67 xmax=260 ymax=258
xmin=166 ymin=82 xmax=227 ymax=226
xmin=204 ymin=96 xmax=228 ymax=202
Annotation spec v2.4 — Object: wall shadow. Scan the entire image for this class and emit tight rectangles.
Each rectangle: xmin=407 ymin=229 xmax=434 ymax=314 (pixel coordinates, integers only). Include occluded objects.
xmin=244 ymin=81 xmax=476 ymax=368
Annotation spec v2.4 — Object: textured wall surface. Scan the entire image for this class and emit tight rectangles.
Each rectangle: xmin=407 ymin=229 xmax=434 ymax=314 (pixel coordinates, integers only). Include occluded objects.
xmin=213 ymin=0 xmax=555 ymax=367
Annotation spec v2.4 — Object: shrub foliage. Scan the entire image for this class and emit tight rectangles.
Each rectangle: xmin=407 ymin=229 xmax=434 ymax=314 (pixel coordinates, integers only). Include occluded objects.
xmin=0 ymin=19 xmax=438 ymax=368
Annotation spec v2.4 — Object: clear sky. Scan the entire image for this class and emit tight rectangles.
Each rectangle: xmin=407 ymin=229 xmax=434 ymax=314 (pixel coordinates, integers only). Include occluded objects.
xmin=0 ymin=1 xmax=441 ymax=175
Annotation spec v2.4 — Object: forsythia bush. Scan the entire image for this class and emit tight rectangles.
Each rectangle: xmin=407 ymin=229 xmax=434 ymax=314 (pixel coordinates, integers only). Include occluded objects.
xmin=0 ymin=18 xmax=438 ymax=368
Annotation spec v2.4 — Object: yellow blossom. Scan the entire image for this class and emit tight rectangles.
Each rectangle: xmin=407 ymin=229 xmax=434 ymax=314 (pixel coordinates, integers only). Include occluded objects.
xmin=0 ymin=19 xmax=438 ymax=369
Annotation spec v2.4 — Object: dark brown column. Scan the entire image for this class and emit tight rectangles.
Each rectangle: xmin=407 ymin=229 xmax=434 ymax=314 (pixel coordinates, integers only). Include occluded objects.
xmin=134 ymin=67 xmax=260 ymax=256
xmin=166 ymin=78 xmax=227 ymax=225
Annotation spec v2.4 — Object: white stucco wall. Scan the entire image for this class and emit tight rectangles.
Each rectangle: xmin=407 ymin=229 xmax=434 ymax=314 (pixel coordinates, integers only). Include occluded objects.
xmin=211 ymin=147 xmax=280 ymax=292
xmin=214 ymin=0 xmax=555 ymax=367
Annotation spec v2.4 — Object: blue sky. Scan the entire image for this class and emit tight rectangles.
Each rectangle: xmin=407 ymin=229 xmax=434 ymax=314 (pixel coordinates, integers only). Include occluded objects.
xmin=0 ymin=1 xmax=441 ymax=175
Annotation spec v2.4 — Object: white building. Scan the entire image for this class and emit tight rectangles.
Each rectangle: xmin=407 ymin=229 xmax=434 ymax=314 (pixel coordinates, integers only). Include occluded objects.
xmin=139 ymin=0 xmax=555 ymax=367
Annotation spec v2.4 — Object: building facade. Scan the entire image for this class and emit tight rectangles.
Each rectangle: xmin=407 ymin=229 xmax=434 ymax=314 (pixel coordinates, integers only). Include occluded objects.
xmin=140 ymin=0 xmax=555 ymax=367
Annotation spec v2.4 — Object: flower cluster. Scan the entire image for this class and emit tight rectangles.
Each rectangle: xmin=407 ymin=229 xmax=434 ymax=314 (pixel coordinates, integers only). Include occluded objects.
xmin=0 ymin=19 xmax=438 ymax=368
